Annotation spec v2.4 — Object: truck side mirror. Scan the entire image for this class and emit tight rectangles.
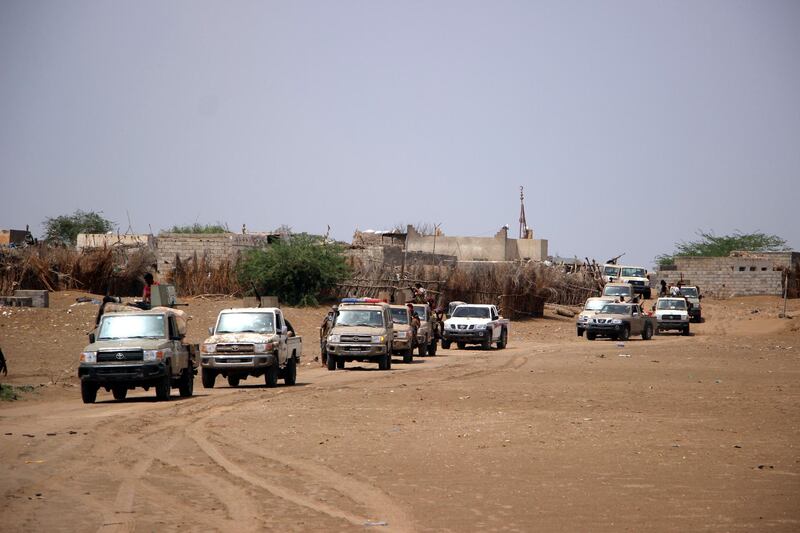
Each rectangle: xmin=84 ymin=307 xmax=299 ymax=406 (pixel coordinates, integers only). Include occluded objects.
xmin=208 ymin=327 xmax=214 ymax=336
xmin=88 ymin=332 xmax=96 ymax=344
xmin=281 ymin=326 xmax=288 ymax=335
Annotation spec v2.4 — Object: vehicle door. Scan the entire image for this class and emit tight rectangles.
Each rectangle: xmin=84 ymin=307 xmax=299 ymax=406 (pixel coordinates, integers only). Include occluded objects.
xmin=384 ymin=308 xmax=393 ymax=350
xmin=274 ymin=311 xmax=287 ymax=365
xmin=629 ymin=306 xmax=643 ymax=335
xmin=489 ymin=307 xmax=500 ymax=340
xmin=168 ymin=316 xmax=186 ymax=376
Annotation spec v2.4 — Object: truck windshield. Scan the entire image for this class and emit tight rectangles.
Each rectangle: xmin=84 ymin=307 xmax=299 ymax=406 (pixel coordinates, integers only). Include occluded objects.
xmin=603 ymin=285 xmax=631 ymax=296
xmin=452 ymin=306 xmax=490 ymax=319
xmin=98 ymin=315 xmax=165 ymax=340
xmin=604 ymin=266 xmax=621 ymax=277
xmin=584 ymin=299 xmax=606 ymax=311
xmin=412 ymin=305 xmax=428 ymax=321
xmin=679 ymin=287 xmax=698 ymax=297
xmin=390 ymin=308 xmax=409 ymax=324
xmin=621 ymin=267 xmax=646 ymax=278
xmin=657 ymin=299 xmax=687 ymax=310
xmin=336 ymin=310 xmax=384 ymax=327
xmin=216 ymin=313 xmax=275 ymax=334
xmin=600 ymin=304 xmax=630 ymax=315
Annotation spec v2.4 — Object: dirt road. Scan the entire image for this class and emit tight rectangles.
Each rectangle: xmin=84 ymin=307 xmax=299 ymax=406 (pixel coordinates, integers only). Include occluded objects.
xmin=1 ymin=294 xmax=799 ymax=531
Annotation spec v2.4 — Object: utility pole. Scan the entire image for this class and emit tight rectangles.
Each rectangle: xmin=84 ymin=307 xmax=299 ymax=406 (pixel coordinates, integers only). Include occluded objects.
xmin=518 ymin=186 xmax=528 ymax=239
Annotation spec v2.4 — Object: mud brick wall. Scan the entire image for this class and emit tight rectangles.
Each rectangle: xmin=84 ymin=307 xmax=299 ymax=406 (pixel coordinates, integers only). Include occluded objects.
xmin=655 ymin=256 xmax=787 ymax=298
xmin=155 ymin=233 xmax=271 ymax=274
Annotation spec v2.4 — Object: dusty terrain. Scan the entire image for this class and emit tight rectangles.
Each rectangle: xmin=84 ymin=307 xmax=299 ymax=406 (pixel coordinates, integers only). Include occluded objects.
xmin=1 ymin=292 xmax=799 ymax=532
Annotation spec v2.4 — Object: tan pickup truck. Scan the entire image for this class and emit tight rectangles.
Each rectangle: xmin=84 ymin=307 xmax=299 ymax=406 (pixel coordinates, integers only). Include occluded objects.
xmin=584 ymin=302 xmax=655 ymax=341
xmin=389 ymin=305 xmax=415 ymax=364
xmin=325 ymin=300 xmax=394 ymax=370
xmin=412 ymin=303 xmax=438 ymax=356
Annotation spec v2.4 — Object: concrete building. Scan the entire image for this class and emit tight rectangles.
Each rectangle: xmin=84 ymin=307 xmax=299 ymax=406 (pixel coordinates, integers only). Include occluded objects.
xmin=402 ymin=225 xmax=548 ymax=262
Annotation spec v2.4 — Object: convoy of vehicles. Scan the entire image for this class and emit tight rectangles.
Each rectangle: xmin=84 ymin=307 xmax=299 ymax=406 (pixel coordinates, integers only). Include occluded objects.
xmin=79 ymin=307 xmax=197 ymax=403
xmin=653 ymin=297 xmax=691 ymax=335
xmin=200 ymin=307 xmax=301 ymax=388
xmin=442 ymin=304 xmax=509 ymax=350
xmin=584 ymin=302 xmax=656 ymax=341
xmin=325 ymin=299 xmax=394 ymax=371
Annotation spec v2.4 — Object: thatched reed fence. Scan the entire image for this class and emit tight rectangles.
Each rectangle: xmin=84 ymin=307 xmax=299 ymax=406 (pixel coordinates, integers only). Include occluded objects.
xmin=338 ymin=259 xmax=603 ymax=319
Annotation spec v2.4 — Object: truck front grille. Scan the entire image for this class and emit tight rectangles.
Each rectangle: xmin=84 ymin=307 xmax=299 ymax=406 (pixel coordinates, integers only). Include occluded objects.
xmin=97 ymin=350 xmax=144 ymax=362
xmin=340 ymin=335 xmax=372 ymax=343
xmin=216 ymin=344 xmax=255 ymax=354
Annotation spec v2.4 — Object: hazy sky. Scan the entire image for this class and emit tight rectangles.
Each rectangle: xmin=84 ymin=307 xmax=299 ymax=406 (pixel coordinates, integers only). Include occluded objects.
xmin=1 ymin=0 xmax=798 ymax=266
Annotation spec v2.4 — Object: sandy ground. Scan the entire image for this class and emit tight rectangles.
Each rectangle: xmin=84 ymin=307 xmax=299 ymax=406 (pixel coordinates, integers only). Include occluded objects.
xmin=1 ymin=292 xmax=799 ymax=532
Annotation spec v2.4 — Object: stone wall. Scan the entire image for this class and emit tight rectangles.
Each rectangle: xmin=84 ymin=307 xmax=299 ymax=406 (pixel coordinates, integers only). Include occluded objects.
xmin=655 ymin=253 xmax=798 ymax=298
xmin=405 ymin=225 xmax=548 ymax=261
xmin=77 ymin=233 xmax=155 ymax=250
xmin=155 ymin=233 xmax=274 ymax=273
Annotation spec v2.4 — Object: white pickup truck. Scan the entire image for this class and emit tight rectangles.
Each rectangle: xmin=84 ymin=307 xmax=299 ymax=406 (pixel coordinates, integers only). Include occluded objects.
xmin=200 ymin=307 xmax=301 ymax=388
xmin=442 ymin=304 xmax=509 ymax=350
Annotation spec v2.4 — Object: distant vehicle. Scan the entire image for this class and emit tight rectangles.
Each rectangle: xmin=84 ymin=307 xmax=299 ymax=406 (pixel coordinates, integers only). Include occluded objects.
xmin=653 ymin=297 xmax=691 ymax=335
xmin=602 ymin=264 xmax=651 ymax=299
xmin=200 ymin=307 xmax=301 ymax=388
xmin=442 ymin=304 xmax=509 ymax=350
xmin=79 ymin=308 xmax=197 ymax=403
xmin=602 ymin=283 xmax=637 ymax=302
xmin=678 ymin=286 xmax=702 ymax=322
xmin=326 ymin=299 xmax=394 ymax=370
xmin=576 ymin=297 xmax=610 ymax=337
xmin=389 ymin=305 xmax=415 ymax=363
xmin=447 ymin=301 xmax=467 ymax=318
xmin=584 ymin=302 xmax=655 ymax=341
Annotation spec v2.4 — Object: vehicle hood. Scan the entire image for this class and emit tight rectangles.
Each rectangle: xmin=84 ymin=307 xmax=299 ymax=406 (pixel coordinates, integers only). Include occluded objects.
xmin=589 ymin=313 xmax=627 ymax=321
xmin=445 ymin=317 xmax=490 ymax=326
xmin=86 ymin=338 xmax=170 ymax=352
xmin=655 ymin=309 xmax=688 ymax=317
xmin=203 ymin=332 xmax=279 ymax=344
xmin=685 ymin=297 xmax=701 ymax=306
xmin=393 ymin=324 xmax=412 ymax=334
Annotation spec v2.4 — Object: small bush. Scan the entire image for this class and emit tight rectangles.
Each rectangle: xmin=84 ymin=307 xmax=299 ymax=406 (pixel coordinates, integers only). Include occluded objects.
xmin=167 ymin=223 xmax=229 ymax=234
xmin=44 ymin=210 xmax=115 ymax=246
xmin=237 ymin=234 xmax=350 ymax=306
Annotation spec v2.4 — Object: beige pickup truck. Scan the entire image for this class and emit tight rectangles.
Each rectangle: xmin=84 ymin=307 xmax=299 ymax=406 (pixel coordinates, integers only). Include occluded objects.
xmin=200 ymin=307 xmax=301 ymax=388
xmin=325 ymin=300 xmax=394 ymax=370
xmin=389 ymin=305 xmax=415 ymax=364
xmin=602 ymin=282 xmax=637 ymax=303
xmin=411 ymin=303 xmax=438 ymax=356
xmin=584 ymin=302 xmax=655 ymax=341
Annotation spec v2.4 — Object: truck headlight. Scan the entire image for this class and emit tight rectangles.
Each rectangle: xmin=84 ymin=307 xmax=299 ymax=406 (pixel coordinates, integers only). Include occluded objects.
xmin=201 ymin=343 xmax=216 ymax=354
xmin=395 ymin=331 xmax=407 ymax=339
xmin=474 ymin=324 xmax=487 ymax=330
xmin=80 ymin=351 xmax=96 ymax=363
xmin=328 ymin=334 xmax=340 ymax=343
xmin=371 ymin=335 xmax=385 ymax=343
xmin=611 ymin=319 xmax=622 ymax=325
xmin=253 ymin=343 xmax=273 ymax=353
xmin=143 ymin=350 xmax=165 ymax=362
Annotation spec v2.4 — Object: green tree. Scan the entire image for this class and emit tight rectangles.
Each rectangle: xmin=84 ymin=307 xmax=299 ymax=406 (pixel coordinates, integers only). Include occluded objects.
xmin=43 ymin=210 xmax=115 ymax=246
xmin=167 ymin=222 xmax=229 ymax=234
xmin=656 ymin=230 xmax=789 ymax=266
xmin=237 ymin=234 xmax=350 ymax=306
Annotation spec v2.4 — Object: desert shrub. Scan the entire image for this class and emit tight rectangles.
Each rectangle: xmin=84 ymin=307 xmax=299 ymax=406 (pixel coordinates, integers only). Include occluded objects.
xmin=237 ymin=235 xmax=350 ymax=306
xmin=656 ymin=230 xmax=788 ymax=265
xmin=167 ymin=223 xmax=229 ymax=234
xmin=43 ymin=210 xmax=115 ymax=246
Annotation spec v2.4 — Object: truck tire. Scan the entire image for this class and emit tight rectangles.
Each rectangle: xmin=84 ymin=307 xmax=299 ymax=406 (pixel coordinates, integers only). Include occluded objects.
xmin=577 ymin=328 xmax=584 ymax=337
xmin=642 ymin=323 xmax=653 ymax=340
xmin=618 ymin=326 xmax=630 ymax=341
xmin=378 ymin=352 xmax=391 ymax=370
xmin=441 ymin=339 xmax=451 ymax=349
xmin=112 ymin=386 xmax=127 ymax=400
xmin=326 ymin=352 xmax=337 ymax=371
xmin=265 ymin=364 xmax=278 ymax=388
xmin=178 ymin=368 xmax=194 ymax=397
xmin=337 ymin=358 xmax=345 ymax=369
xmin=227 ymin=375 xmax=240 ymax=388
xmin=417 ymin=340 xmax=428 ymax=357
xmin=482 ymin=334 xmax=492 ymax=350
xmin=155 ymin=370 xmax=171 ymax=401
xmin=81 ymin=382 xmax=98 ymax=404
xmin=682 ymin=324 xmax=691 ymax=336
xmin=283 ymin=358 xmax=297 ymax=386
xmin=586 ymin=331 xmax=596 ymax=341
xmin=497 ymin=329 xmax=508 ymax=349
xmin=457 ymin=342 xmax=466 ymax=350
xmin=403 ymin=350 xmax=413 ymax=364
xmin=428 ymin=339 xmax=437 ymax=357
xmin=201 ymin=368 xmax=216 ymax=388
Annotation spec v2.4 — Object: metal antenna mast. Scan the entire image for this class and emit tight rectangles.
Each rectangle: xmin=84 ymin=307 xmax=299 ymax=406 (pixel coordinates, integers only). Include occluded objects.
xmin=518 ymin=186 xmax=528 ymax=239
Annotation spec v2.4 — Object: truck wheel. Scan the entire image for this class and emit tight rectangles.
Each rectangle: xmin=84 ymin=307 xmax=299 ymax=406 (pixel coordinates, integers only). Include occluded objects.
xmin=265 ymin=364 xmax=278 ymax=388
xmin=155 ymin=370 xmax=171 ymax=401
xmin=682 ymin=324 xmax=691 ymax=336
xmin=642 ymin=324 xmax=653 ymax=340
xmin=403 ymin=350 xmax=413 ymax=364
xmin=457 ymin=342 xmax=466 ymax=350
xmin=586 ymin=331 xmax=596 ymax=341
xmin=178 ymin=369 xmax=194 ymax=397
xmin=112 ymin=386 xmax=128 ymax=400
xmin=283 ymin=358 xmax=297 ymax=386
xmin=378 ymin=353 xmax=390 ymax=370
xmin=577 ymin=328 xmax=584 ymax=337
xmin=336 ymin=358 xmax=345 ymax=369
xmin=326 ymin=352 xmax=337 ymax=370
xmin=497 ymin=329 xmax=507 ymax=349
xmin=441 ymin=339 xmax=451 ymax=349
xmin=81 ymin=382 xmax=98 ymax=404
xmin=618 ymin=326 xmax=630 ymax=341
xmin=201 ymin=368 xmax=216 ymax=388
xmin=417 ymin=340 xmax=428 ymax=357
xmin=428 ymin=339 xmax=437 ymax=357
xmin=482 ymin=334 xmax=492 ymax=350
xmin=227 ymin=375 xmax=240 ymax=388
